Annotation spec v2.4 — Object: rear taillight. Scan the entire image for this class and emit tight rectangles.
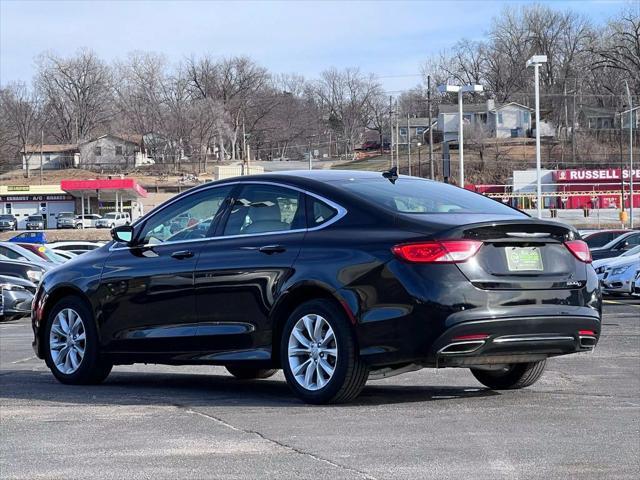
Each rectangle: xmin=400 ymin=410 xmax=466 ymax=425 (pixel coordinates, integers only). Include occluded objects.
xmin=564 ymin=240 xmax=592 ymax=263
xmin=392 ymin=240 xmax=482 ymax=263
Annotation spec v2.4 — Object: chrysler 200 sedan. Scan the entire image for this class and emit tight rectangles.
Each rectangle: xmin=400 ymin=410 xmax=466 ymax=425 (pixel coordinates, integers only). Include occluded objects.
xmin=31 ymin=170 xmax=601 ymax=404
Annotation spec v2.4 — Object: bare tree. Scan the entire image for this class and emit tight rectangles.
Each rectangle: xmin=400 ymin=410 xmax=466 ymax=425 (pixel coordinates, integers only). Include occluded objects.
xmin=36 ymin=49 xmax=113 ymax=143
xmin=0 ymin=83 xmax=43 ymax=177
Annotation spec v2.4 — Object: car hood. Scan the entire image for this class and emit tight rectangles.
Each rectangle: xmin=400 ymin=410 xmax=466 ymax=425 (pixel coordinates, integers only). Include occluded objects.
xmin=593 ymin=254 xmax=640 ymax=270
xmin=0 ymin=274 xmax=37 ymax=289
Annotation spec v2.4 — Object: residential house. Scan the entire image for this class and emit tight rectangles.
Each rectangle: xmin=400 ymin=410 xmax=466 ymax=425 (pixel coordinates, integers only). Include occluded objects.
xmin=22 ymin=144 xmax=79 ymax=171
xmin=392 ymin=117 xmax=439 ymax=146
xmin=578 ymin=107 xmax=616 ymax=130
xmin=437 ymin=100 xmax=533 ymax=143
xmin=78 ymin=134 xmax=154 ymax=169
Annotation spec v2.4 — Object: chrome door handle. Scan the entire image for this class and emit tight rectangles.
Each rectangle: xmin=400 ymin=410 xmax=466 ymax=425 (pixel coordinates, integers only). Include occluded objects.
xmin=171 ymin=250 xmax=194 ymax=259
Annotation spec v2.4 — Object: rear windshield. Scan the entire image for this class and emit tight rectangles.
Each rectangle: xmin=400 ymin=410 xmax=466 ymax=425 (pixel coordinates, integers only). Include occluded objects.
xmin=337 ymin=178 xmax=521 ymax=215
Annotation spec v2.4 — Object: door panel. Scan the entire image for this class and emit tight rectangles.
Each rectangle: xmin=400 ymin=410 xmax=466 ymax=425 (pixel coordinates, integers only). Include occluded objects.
xmin=98 ymin=186 xmax=233 ymax=353
xmin=193 ymin=184 xmax=306 ymax=357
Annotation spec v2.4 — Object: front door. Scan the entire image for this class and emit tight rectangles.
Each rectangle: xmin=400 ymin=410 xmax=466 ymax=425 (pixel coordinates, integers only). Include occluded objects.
xmin=193 ymin=183 xmax=307 ymax=360
xmin=98 ymin=185 xmax=233 ymax=354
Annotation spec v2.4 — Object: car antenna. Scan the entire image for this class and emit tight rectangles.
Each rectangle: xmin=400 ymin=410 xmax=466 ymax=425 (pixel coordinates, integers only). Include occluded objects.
xmin=382 ymin=166 xmax=398 ymax=184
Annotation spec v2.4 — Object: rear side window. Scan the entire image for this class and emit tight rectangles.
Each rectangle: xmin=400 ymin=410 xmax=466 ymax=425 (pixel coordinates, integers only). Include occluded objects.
xmin=338 ymin=178 xmax=521 ymax=215
xmin=308 ymin=197 xmax=337 ymax=226
xmin=223 ymin=184 xmax=304 ymax=236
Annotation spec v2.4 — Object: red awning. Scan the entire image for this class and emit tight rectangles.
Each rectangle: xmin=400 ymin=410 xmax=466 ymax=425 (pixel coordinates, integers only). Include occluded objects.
xmin=60 ymin=178 xmax=148 ymax=201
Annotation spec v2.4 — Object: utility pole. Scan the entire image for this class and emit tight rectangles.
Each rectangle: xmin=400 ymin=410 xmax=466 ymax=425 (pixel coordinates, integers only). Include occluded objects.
xmin=527 ymin=55 xmax=547 ymax=219
xmin=40 ymin=129 xmax=44 ymax=185
xmin=625 ymin=80 xmax=634 ymax=228
xmin=428 ymin=75 xmax=434 ymax=180
xmin=242 ymin=117 xmax=247 ymax=175
xmin=308 ymin=138 xmax=312 ymax=170
xmin=389 ymin=95 xmax=394 ymax=168
xmin=395 ymin=101 xmax=400 ymax=167
xmin=407 ymin=113 xmax=411 ymax=176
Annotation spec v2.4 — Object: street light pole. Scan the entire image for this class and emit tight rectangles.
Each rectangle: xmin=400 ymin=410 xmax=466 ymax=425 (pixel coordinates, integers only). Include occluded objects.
xmin=458 ymin=89 xmax=464 ymax=187
xmin=438 ymin=83 xmax=483 ymax=188
xmin=625 ymin=80 xmax=634 ymax=228
xmin=527 ymin=55 xmax=548 ymax=219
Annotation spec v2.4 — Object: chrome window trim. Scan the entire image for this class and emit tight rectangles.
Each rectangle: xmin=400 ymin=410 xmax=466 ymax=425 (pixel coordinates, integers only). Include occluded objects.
xmin=109 ymin=180 xmax=347 ymax=252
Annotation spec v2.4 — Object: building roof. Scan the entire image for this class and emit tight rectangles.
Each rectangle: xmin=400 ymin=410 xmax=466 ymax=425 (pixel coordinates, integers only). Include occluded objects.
xmin=22 ymin=144 xmax=78 ymax=154
xmin=580 ymin=106 xmax=616 ymax=118
xmin=81 ymin=133 xmax=144 ymax=145
xmin=438 ymin=102 xmax=533 ymax=114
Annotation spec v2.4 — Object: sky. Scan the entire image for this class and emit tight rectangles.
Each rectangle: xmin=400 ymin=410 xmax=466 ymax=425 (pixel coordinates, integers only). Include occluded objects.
xmin=0 ymin=0 xmax=626 ymax=92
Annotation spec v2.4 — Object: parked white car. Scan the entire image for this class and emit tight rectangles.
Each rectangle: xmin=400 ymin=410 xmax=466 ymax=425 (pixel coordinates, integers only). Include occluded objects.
xmin=593 ymin=246 xmax=640 ymax=295
xmin=47 ymin=241 xmax=105 ymax=256
xmin=95 ymin=212 xmax=131 ymax=229
xmin=75 ymin=214 xmax=102 ymax=228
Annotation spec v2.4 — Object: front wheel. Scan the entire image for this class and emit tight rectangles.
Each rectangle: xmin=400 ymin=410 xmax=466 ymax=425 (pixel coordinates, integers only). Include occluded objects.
xmin=44 ymin=296 xmax=112 ymax=385
xmin=280 ymin=299 xmax=369 ymax=404
xmin=225 ymin=366 xmax=277 ymax=380
xmin=470 ymin=360 xmax=546 ymax=390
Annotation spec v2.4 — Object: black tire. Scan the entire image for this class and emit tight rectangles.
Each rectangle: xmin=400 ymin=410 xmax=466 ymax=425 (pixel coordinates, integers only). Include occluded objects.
xmin=225 ymin=366 xmax=277 ymax=380
xmin=75 ymin=223 xmax=83 ymax=229
xmin=470 ymin=360 xmax=546 ymax=390
xmin=280 ymin=299 xmax=369 ymax=404
xmin=44 ymin=296 xmax=112 ymax=385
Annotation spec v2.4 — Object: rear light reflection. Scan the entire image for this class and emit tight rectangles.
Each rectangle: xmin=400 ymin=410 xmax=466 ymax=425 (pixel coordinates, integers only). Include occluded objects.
xmin=578 ymin=330 xmax=595 ymax=336
xmin=564 ymin=240 xmax=592 ymax=263
xmin=392 ymin=240 xmax=482 ymax=263
xmin=452 ymin=334 xmax=490 ymax=341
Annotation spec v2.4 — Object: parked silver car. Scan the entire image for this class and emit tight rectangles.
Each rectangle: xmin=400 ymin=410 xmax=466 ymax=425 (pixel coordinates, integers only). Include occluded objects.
xmin=95 ymin=212 xmax=130 ymax=228
xmin=0 ymin=274 xmax=36 ymax=321
xmin=25 ymin=214 xmax=45 ymax=230
xmin=594 ymin=246 xmax=640 ymax=295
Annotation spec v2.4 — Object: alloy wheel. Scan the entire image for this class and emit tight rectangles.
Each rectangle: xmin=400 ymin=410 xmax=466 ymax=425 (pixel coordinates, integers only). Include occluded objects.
xmin=287 ymin=314 xmax=338 ymax=391
xmin=49 ymin=308 xmax=86 ymax=374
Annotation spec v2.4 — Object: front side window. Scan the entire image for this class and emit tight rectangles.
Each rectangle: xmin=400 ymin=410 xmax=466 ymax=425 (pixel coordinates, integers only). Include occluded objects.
xmin=223 ymin=184 xmax=304 ymax=236
xmin=138 ymin=186 xmax=232 ymax=245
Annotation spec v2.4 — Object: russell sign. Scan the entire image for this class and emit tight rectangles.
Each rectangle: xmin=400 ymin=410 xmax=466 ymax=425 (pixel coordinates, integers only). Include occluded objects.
xmin=554 ymin=169 xmax=640 ymax=182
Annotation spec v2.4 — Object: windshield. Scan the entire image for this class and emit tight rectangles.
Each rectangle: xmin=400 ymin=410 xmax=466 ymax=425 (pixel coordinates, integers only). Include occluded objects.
xmin=0 ymin=215 xmax=14 ymax=220
xmin=104 ymin=213 xmax=118 ymax=219
xmin=35 ymin=245 xmax=65 ymax=264
xmin=28 ymin=216 xmax=43 ymax=221
xmin=337 ymin=178 xmax=522 ymax=215
xmin=58 ymin=212 xmax=74 ymax=218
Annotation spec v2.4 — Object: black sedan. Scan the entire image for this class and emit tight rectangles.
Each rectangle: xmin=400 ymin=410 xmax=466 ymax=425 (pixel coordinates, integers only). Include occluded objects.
xmin=1 ymin=275 xmax=36 ymax=321
xmin=31 ymin=170 xmax=601 ymax=404
xmin=590 ymin=231 xmax=640 ymax=261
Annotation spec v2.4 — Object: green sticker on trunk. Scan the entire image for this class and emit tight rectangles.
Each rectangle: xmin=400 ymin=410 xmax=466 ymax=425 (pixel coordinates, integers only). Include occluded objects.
xmin=506 ymin=247 xmax=543 ymax=271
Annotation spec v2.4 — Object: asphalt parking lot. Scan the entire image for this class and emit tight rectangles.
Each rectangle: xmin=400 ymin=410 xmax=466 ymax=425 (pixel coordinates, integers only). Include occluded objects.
xmin=1 ymin=298 xmax=638 ymax=480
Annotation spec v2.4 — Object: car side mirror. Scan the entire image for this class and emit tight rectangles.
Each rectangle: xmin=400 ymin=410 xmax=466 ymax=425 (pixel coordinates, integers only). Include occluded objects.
xmin=111 ymin=225 xmax=135 ymax=245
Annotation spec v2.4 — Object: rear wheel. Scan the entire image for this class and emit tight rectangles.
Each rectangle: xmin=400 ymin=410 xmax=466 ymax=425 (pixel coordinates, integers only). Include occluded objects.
xmin=280 ymin=299 xmax=368 ymax=404
xmin=45 ymin=297 xmax=112 ymax=385
xmin=470 ymin=360 xmax=546 ymax=390
xmin=225 ymin=366 xmax=277 ymax=379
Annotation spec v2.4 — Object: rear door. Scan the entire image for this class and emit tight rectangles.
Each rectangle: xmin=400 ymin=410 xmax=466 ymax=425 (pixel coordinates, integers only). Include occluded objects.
xmin=193 ymin=183 xmax=306 ymax=358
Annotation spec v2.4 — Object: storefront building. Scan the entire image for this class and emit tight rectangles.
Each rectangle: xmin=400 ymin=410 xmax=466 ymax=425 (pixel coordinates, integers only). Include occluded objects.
xmin=0 ymin=185 xmax=75 ymax=229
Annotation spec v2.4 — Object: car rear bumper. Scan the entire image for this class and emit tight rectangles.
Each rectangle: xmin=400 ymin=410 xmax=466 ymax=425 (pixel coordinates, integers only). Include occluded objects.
xmin=357 ymin=310 xmax=601 ymax=368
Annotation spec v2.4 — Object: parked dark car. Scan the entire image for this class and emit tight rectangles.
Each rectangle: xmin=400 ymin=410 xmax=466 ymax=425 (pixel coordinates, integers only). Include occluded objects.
xmin=591 ymin=231 xmax=640 ymax=261
xmin=0 ymin=258 xmax=48 ymax=285
xmin=1 ymin=275 xmax=36 ymax=321
xmin=0 ymin=214 xmax=18 ymax=232
xmin=583 ymin=229 xmax=631 ymax=249
xmin=31 ymin=171 xmax=601 ymax=404
xmin=360 ymin=141 xmax=381 ymax=151
xmin=25 ymin=215 xmax=45 ymax=230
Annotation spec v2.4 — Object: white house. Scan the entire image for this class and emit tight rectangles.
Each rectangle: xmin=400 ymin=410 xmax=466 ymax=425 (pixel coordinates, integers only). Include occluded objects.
xmin=22 ymin=144 xmax=79 ymax=171
xmin=437 ymin=100 xmax=533 ymax=143
xmin=78 ymin=134 xmax=154 ymax=169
